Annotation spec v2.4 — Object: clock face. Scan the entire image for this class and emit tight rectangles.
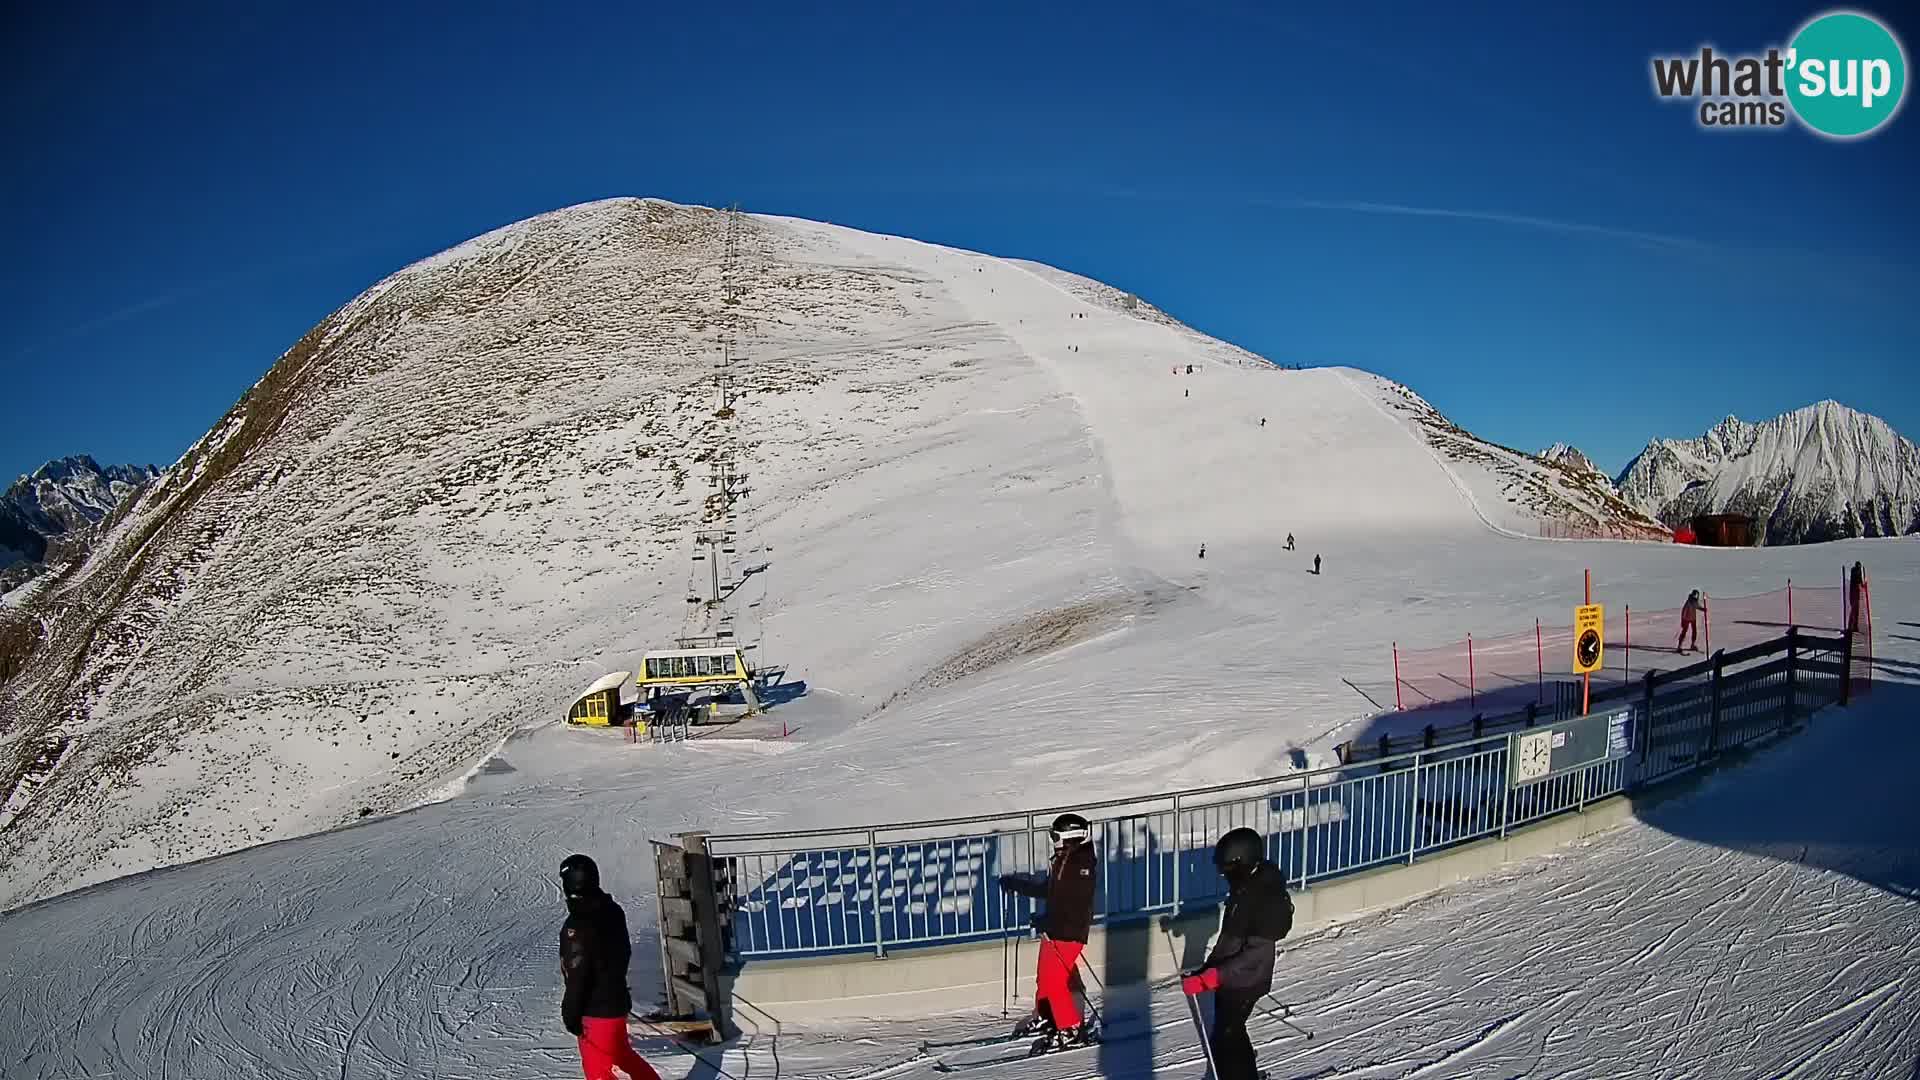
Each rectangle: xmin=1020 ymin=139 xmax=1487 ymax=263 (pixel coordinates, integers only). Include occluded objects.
xmin=1516 ymin=731 xmax=1553 ymax=782
xmin=1576 ymin=629 xmax=1601 ymax=669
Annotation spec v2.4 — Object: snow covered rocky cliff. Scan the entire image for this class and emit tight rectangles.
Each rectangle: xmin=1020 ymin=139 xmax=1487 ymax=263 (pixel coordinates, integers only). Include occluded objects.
xmin=1617 ymin=402 xmax=1920 ymax=544
xmin=0 ymin=456 xmax=158 ymax=572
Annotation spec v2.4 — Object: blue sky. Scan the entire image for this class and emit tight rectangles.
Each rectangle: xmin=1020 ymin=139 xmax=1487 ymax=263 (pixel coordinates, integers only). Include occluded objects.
xmin=3 ymin=1 xmax=1915 ymax=483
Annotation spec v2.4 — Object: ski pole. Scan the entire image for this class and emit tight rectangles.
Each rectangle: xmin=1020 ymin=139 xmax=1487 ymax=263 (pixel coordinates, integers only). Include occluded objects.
xmin=1261 ymin=996 xmax=1314 ymax=1040
xmin=1001 ymin=894 xmax=1012 ymax=1019
xmin=1158 ymin=916 xmax=1218 ymax=1080
xmin=1044 ymin=936 xmax=1104 ymax=1031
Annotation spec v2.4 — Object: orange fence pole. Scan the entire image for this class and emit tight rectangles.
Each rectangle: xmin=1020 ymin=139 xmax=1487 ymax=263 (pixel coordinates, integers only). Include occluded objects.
xmin=1535 ymin=618 xmax=1543 ymax=703
xmin=1392 ymin=642 xmax=1402 ymax=711
xmin=1467 ymin=633 xmax=1476 ymax=711
xmin=1582 ymin=569 xmax=1592 ymax=715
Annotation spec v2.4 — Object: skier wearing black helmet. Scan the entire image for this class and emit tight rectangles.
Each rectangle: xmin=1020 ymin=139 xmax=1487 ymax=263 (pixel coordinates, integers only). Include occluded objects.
xmin=557 ymin=854 xmax=661 ymax=1080
xmin=1181 ymin=827 xmax=1293 ymax=1080
xmin=998 ymin=812 xmax=1099 ymax=1052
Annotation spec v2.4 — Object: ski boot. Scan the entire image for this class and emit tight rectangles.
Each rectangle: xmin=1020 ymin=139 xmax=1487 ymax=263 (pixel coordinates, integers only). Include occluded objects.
xmin=1029 ymin=1023 xmax=1098 ymax=1057
xmin=1009 ymin=1010 xmax=1054 ymax=1041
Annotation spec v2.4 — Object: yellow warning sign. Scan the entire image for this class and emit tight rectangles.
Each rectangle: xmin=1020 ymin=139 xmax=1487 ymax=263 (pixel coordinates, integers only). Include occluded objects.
xmin=1573 ymin=604 xmax=1605 ymax=674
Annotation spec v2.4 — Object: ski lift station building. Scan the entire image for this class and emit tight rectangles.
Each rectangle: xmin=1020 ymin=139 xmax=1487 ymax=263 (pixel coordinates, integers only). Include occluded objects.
xmin=640 ymin=647 xmax=760 ymax=713
xmin=567 ymin=670 xmax=631 ymax=727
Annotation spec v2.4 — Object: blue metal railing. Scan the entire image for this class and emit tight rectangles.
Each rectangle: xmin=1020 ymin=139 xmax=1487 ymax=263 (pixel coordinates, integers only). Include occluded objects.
xmin=699 ymin=630 xmax=1846 ymax=962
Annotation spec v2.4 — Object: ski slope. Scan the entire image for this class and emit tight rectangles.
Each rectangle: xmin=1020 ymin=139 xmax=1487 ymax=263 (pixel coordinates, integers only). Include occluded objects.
xmin=0 ymin=542 xmax=1913 ymax=1079
xmin=3 ymin=200 xmax=1654 ymax=909
xmin=2 ymin=201 xmax=1915 ymax=1077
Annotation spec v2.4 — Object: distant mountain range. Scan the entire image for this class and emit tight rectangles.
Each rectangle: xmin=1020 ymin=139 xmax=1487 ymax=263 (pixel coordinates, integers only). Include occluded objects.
xmin=1538 ymin=443 xmax=1604 ymax=478
xmin=1539 ymin=402 xmax=1919 ymax=545
xmin=2 ymin=456 xmax=159 ymax=578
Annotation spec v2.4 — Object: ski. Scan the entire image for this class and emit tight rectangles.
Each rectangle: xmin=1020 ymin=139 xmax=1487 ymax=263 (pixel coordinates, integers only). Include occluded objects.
xmin=931 ymin=1030 xmax=1132 ymax=1073
xmin=917 ymin=1030 xmax=1029 ymax=1055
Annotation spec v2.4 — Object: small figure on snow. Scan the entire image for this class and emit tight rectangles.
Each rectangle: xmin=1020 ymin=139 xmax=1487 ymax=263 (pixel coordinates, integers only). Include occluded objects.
xmin=558 ymin=854 xmax=661 ymax=1080
xmin=1185 ymin=388 xmax=1190 ymax=398
xmin=1284 ymin=533 xmax=1294 ymax=551
xmin=1181 ymin=828 xmax=1293 ymax=1080
xmin=1312 ymin=554 xmax=1321 ymax=575
xmin=1678 ymin=589 xmax=1705 ymax=653
xmin=999 ymin=813 xmax=1100 ymax=1052
xmin=1186 ymin=364 xmax=1194 ymax=374
xmin=1847 ymin=561 xmax=1867 ymax=633
xmin=1198 ymin=543 xmax=1207 ymax=560
xmin=1260 ymin=418 xmax=1267 ymax=428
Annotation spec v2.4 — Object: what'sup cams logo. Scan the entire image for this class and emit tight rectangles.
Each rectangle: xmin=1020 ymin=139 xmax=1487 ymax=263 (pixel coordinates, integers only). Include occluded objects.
xmin=1652 ymin=9 xmax=1907 ymax=137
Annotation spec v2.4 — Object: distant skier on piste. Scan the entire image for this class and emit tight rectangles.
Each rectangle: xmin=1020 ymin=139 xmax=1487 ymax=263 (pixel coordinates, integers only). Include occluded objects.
xmin=1678 ymin=589 xmax=1705 ymax=653
xmin=998 ymin=813 xmax=1099 ymax=1053
xmin=1182 ymin=828 xmax=1293 ymax=1080
xmin=558 ymin=854 xmax=661 ymax=1080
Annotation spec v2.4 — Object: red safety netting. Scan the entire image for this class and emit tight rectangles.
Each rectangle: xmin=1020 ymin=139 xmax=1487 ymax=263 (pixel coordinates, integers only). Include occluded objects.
xmin=1384 ymin=576 xmax=1872 ymax=719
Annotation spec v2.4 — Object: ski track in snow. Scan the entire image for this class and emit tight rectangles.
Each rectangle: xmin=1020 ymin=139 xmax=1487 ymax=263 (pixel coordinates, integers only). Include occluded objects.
xmin=0 ymin=203 xmax=1916 ymax=1078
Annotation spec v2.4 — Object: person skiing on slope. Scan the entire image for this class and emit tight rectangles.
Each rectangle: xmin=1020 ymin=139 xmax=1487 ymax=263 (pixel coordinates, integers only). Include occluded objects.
xmin=1312 ymin=554 xmax=1321 ymax=575
xmin=558 ymin=854 xmax=661 ymax=1080
xmin=1284 ymin=533 xmax=1294 ymax=551
xmin=1678 ymin=589 xmax=1705 ymax=653
xmin=1182 ymin=828 xmax=1293 ymax=1080
xmin=998 ymin=813 xmax=1099 ymax=1051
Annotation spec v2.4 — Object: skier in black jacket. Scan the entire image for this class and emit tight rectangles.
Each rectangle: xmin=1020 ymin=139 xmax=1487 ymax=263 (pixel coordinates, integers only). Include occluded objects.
xmin=558 ymin=853 xmax=660 ymax=1080
xmin=1182 ymin=828 xmax=1293 ymax=1080
xmin=998 ymin=812 xmax=1099 ymax=1050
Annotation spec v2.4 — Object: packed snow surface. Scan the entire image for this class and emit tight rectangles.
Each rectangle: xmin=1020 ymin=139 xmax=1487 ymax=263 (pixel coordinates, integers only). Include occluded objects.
xmin=1 ymin=200 xmax=1914 ymax=1077
xmin=0 ymin=543 xmax=1912 ymax=1078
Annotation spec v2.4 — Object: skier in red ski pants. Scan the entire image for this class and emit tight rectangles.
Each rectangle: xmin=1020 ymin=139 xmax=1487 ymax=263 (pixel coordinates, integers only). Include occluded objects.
xmin=1034 ymin=937 xmax=1085 ymax=1031
xmin=559 ymin=854 xmax=662 ymax=1080
xmin=1677 ymin=589 xmax=1704 ymax=653
xmin=578 ymin=1016 xmax=659 ymax=1080
xmin=998 ymin=812 xmax=1099 ymax=1050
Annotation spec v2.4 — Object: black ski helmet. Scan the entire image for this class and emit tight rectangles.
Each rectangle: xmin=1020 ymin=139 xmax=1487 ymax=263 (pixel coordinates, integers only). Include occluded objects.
xmin=559 ymin=853 xmax=600 ymax=898
xmin=1213 ymin=828 xmax=1264 ymax=875
xmin=1049 ymin=812 xmax=1091 ymax=846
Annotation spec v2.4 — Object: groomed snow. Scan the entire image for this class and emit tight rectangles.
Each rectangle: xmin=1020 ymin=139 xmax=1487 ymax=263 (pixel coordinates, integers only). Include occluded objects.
xmin=2 ymin=202 xmax=1914 ymax=1077
xmin=0 ymin=548 xmax=1910 ymax=1078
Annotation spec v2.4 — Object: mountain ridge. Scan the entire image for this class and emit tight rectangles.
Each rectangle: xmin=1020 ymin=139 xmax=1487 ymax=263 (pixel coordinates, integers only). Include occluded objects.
xmin=1616 ymin=400 xmax=1920 ymax=544
xmin=1 ymin=455 xmax=159 ymax=577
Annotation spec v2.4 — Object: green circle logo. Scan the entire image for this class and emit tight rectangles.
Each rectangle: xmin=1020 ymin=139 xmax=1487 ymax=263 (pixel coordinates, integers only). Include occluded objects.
xmin=1786 ymin=11 xmax=1907 ymax=137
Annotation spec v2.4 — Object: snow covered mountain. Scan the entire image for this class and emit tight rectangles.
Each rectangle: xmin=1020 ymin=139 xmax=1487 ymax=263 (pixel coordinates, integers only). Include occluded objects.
xmin=1539 ymin=442 xmax=1602 ymax=476
xmin=1616 ymin=402 xmax=1920 ymax=544
xmin=0 ymin=455 xmax=158 ymax=571
xmin=0 ymin=198 xmax=1668 ymax=909
xmin=1373 ymin=393 xmax=1667 ymax=541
